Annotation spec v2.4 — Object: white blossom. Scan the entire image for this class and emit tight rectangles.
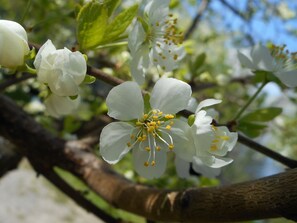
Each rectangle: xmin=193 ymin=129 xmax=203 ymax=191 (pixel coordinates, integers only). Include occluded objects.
xmin=99 ymin=77 xmax=191 ymax=179
xmin=238 ymin=44 xmax=297 ymax=87
xmin=128 ymin=0 xmax=184 ymax=84
xmin=174 ymin=99 xmax=238 ymax=177
xmin=0 ymin=20 xmax=29 ymax=68
xmin=34 ymin=40 xmax=87 ymax=96
xmin=44 ymin=94 xmax=80 ymax=118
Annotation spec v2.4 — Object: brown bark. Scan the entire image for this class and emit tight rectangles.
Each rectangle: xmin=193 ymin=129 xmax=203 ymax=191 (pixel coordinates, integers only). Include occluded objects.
xmin=0 ymin=93 xmax=297 ymax=222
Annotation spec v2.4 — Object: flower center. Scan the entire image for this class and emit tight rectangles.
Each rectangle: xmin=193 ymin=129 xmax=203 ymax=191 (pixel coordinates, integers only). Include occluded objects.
xmin=126 ymin=109 xmax=175 ymax=167
xmin=210 ymin=125 xmax=230 ymax=152
xmin=270 ymin=44 xmax=297 ymax=71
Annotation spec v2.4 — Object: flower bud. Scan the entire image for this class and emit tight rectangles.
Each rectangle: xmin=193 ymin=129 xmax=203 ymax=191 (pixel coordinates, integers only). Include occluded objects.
xmin=0 ymin=20 xmax=30 ymax=68
xmin=34 ymin=40 xmax=87 ymax=97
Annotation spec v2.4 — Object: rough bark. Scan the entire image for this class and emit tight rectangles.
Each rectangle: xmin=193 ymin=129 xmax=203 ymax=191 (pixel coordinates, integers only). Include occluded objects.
xmin=0 ymin=93 xmax=297 ymax=222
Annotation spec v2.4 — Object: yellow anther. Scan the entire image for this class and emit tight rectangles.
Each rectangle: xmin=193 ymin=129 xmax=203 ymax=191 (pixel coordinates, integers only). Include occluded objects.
xmin=220 ymin=136 xmax=230 ymax=141
xmin=173 ymin=54 xmax=178 ymax=60
xmin=152 ymin=110 xmax=158 ymax=114
xmin=151 ymin=161 xmax=156 ymax=166
xmin=144 ymin=161 xmax=149 ymax=167
xmin=158 ymin=112 xmax=163 ymax=116
xmin=212 ymin=139 xmax=219 ymax=143
xmin=165 ymin=114 xmax=174 ymax=119
xmin=169 ymin=144 xmax=174 ymax=150
xmin=210 ymin=145 xmax=218 ymax=151
xmin=153 ymin=116 xmax=159 ymax=120
xmin=170 ymin=121 xmax=174 ymax=125
xmin=166 ymin=125 xmax=171 ymax=130
xmin=130 ymin=134 xmax=135 ymax=139
xmin=148 ymin=126 xmax=155 ymax=132
xmin=143 ymin=114 xmax=148 ymax=119
xmin=157 ymin=121 xmax=161 ymax=125
xmin=156 ymin=146 xmax=161 ymax=151
xmin=127 ymin=142 xmax=131 ymax=147
xmin=137 ymin=136 xmax=143 ymax=141
xmin=156 ymin=22 xmax=160 ymax=26
xmin=145 ymin=147 xmax=151 ymax=152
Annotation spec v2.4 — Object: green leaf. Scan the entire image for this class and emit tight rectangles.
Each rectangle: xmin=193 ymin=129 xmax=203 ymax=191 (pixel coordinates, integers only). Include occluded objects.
xmin=189 ymin=52 xmax=206 ymax=76
xmin=105 ymin=0 xmax=121 ymax=16
xmin=240 ymin=107 xmax=282 ymax=123
xmin=101 ymin=4 xmax=138 ymax=44
xmin=83 ymin=74 xmax=96 ymax=84
xmin=238 ymin=121 xmax=267 ymax=138
xmin=77 ymin=1 xmax=109 ymax=50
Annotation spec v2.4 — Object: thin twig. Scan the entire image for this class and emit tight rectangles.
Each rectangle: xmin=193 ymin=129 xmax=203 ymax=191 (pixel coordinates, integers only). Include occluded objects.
xmin=238 ymin=133 xmax=297 ymax=169
xmin=87 ymin=65 xmax=124 ymax=86
xmin=0 ymin=73 xmax=35 ymax=92
xmin=184 ymin=0 xmax=211 ymax=40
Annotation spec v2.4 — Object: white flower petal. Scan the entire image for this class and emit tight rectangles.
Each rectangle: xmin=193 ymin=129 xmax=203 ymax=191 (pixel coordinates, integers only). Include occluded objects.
xmin=186 ymin=97 xmax=198 ymax=113
xmin=237 ymin=50 xmax=255 ymax=70
xmin=150 ymin=77 xmax=192 ymax=114
xmin=207 ymin=156 xmax=233 ymax=168
xmin=106 ymin=81 xmax=144 ymax=121
xmin=195 ymin=98 xmax=222 ymax=114
xmin=144 ymin=0 xmax=169 ymax=24
xmin=193 ymin=110 xmax=213 ymax=133
xmin=171 ymin=119 xmax=194 ymax=162
xmin=132 ymin=147 xmax=167 ymax=179
xmin=99 ymin=122 xmax=134 ymax=164
xmin=175 ymin=156 xmax=191 ymax=179
xmin=48 ymin=72 xmax=79 ymax=96
xmin=34 ymin=39 xmax=56 ymax=71
xmin=128 ymin=22 xmax=146 ymax=54
xmin=192 ymin=157 xmax=221 ymax=178
xmin=274 ymin=70 xmax=297 ymax=87
xmin=251 ymin=45 xmax=274 ymax=71
xmin=130 ymin=45 xmax=150 ymax=85
xmin=44 ymin=94 xmax=80 ymax=118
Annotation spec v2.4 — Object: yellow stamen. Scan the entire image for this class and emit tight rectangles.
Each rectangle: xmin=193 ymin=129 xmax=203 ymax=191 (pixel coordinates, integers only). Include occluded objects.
xmin=127 ymin=142 xmax=131 ymax=147
xmin=144 ymin=161 xmax=149 ymax=167
xmin=151 ymin=161 xmax=156 ymax=166
xmin=156 ymin=146 xmax=161 ymax=151
xmin=165 ymin=114 xmax=174 ymax=119
xmin=169 ymin=144 xmax=174 ymax=150
xmin=210 ymin=145 xmax=218 ymax=151
xmin=165 ymin=125 xmax=171 ymax=130
xmin=145 ymin=147 xmax=151 ymax=152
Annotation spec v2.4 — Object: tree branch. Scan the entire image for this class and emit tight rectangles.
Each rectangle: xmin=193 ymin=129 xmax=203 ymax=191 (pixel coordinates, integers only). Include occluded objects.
xmin=238 ymin=133 xmax=297 ymax=168
xmin=184 ymin=0 xmax=211 ymax=40
xmin=0 ymin=94 xmax=297 ymax=222
xmin=0 ymin=73 xmax=34 ymax=92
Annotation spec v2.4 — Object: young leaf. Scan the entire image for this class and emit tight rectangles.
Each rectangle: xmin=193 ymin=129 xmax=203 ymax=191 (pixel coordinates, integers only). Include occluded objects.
xmin=240 ymin=107 xmax=282 ymax=123
xmin=238 ymin=121 xmax=267 ymax=138
xmin=83 ymin=74 xmax=96 ymax=84
xmin=189 ymin=52 xmax=206 ymax=76
xmin=105 ymin=0 xmax=121 ymax=16
xmin=101 ymin=4 xmax=138 ymax=44
xmin=77 ymin=1 xmax=108 ymax=50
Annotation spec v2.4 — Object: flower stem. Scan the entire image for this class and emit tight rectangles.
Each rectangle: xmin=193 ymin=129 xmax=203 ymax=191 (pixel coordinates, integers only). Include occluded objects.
xmin=233 ymin=80 xmax=268 ymax=120
xmin=95 ymin=41 xmax=128 ymax=49
xmin=25 ymin=64 xmax=37 ymax=74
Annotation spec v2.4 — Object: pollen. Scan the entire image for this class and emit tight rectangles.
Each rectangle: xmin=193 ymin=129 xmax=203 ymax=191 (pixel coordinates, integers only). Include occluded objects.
xmin=165 ymin=125 xmax=171 ymax=130
xmin=145 ymin=146 xmax=151 ymax=152
xmin=168 ymin=144 xmax=174 ymax=150
xmin=127 ymin=142 xmax=131 ymax=147
xmin=165 ymin=114 xmax=174 ymax=119
xmin=151 ymin=160 xmax=156 ymax=166
xmin=156 ymin=146 xmax=161 ymax=151
xmin=144 ymin=161 xmax=149 ymax=167
xmin=210 ymin=145 xmax=218 ymax=151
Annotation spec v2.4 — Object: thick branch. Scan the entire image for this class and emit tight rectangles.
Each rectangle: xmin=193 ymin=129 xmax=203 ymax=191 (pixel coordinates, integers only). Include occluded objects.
xmin=0 ymin=94 xmax=297 ymax=222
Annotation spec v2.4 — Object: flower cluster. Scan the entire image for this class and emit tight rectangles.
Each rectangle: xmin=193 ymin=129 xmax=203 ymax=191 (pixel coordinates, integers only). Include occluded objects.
xmin=128 ymin=0 xmax=184 ymax=84
xmin=100 ymin=77 xmax=238 ymax=179
xmin=34 ymin=40 xmax=87 ymax=117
